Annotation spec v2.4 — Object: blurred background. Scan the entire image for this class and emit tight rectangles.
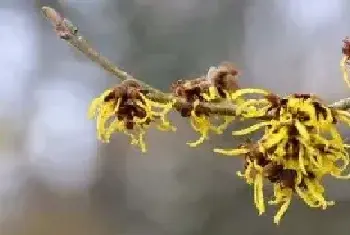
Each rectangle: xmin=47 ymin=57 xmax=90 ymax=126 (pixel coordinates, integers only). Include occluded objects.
xmin=1 ymin=0 xmax=350 ymax=234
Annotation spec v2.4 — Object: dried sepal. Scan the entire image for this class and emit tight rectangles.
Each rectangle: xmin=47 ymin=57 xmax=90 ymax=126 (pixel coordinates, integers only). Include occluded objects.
xmin=207 ymin=62 xmax=240 ymax=98
xmin=171 ymin=62 xmax=240 ymax=102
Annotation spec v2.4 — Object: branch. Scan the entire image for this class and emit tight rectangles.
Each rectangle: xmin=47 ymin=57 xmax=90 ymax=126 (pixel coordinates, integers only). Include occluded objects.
xmin=41 ymin=6 xmax=350 ymax=118
xmin=329 ymin=97 xmax=350 ymax=109
xmin=41 ymin=6 xmax=164 ymax=94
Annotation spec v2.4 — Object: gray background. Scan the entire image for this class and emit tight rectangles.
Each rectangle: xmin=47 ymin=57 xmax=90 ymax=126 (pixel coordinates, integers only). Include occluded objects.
xmin=1 ymin=0 xmax=350 ymax=234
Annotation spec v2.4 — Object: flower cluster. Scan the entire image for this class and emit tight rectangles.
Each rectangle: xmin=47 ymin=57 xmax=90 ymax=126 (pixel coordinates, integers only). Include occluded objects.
xmin=88 ymin=62 xmax=241 ymax=151
xmin=87 ymin=61 xmax=350 ymax=225
xmin=88 ymin=79 xmax=176 ymax=152
xmin=215 ymin=91 xmax=350 ymax=224
xmin=170 ymin=62 xmax=240 ymax=147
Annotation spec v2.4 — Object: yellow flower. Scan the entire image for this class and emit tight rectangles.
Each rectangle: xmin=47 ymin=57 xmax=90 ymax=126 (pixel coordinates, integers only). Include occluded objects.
xmin=214 ymin=93 xmax=350 ymax=224
xmin=187 ymin=99 xmax=235 ymax=147
xmin=88 ymin=80 xmax=176 ymax=152
xmin=171 ymin=72 xmax=241 ymax=147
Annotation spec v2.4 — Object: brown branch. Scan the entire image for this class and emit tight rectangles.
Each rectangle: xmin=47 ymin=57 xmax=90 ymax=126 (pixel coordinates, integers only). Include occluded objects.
xmin=41 ymin=6 xmax=164 ymax=95
xmin=41 ymin=6 xmax=350 ymax=118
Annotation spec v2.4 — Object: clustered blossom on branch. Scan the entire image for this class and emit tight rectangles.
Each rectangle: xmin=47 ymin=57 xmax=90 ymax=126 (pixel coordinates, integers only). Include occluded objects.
xmin=42 ymin=6 xmax=350 ymax=225
xmin=88 ymin=79 xmax=176 ymax=152
xmin=170 ymin=62 xmax=240 ymax=146
xmin=215 ymin=92 xmax=350 ymax=224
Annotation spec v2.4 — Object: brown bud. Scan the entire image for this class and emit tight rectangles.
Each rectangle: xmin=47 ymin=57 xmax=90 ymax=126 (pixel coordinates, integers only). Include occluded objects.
xmin=265 ymin=93 xmax=280 ymax=106
xmin=114 ymin=86 xmax=127 ymax=99
xmin=122 ymin=79 xmax=141 ymax=89
xmin=174 ymin=86 xmax=186 ymax=97
xmin=330 ymin=109 xmax=338 ymax=124
xmin=223 ymin=74 xmax=239 ymax=91
xmin=264 ymin=164 xmax=283 ymax=183
xmin=342 ymin=37 xmax=350 ymax=57
xmin=293 ymin=93 xmax=312 ymax=99
xmin=218 ymin=61 xmax=239 ymax=76
xmin=194 ymin=104 xmax=210 ymax=116
xmin=280 ymin=169 xmax=297 ymax=189
xmin=125 ymin=121 xmax=134 ymax=130
xmin=127 ymin=87 xmax=141 ymax=100
xmin=179 ymin=104 xmax=192 ymax=117
xmin=117 ymin=106 xmax=128 ymax=117
xmin=103 ymin=91 xmax=116 ymax=102
xmin=134 ymin=106 xmax=147 ymax=119
xmin=171 ymin=80 xmax=189 ymax=98
xmin=210 ymin=63 xmax=239 ymax=95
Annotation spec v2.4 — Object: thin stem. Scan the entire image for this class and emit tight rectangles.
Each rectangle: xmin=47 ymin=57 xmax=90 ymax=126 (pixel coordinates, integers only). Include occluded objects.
xmin=41 ymin=6 xmax=164 ymax=95
xmin=329 ymin=97 xmax=350 ymax=110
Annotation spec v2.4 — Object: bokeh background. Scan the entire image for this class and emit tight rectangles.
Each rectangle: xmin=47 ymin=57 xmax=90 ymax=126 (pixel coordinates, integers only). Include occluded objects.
xmin=1 ymin=0 xmax=350 ymax=234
